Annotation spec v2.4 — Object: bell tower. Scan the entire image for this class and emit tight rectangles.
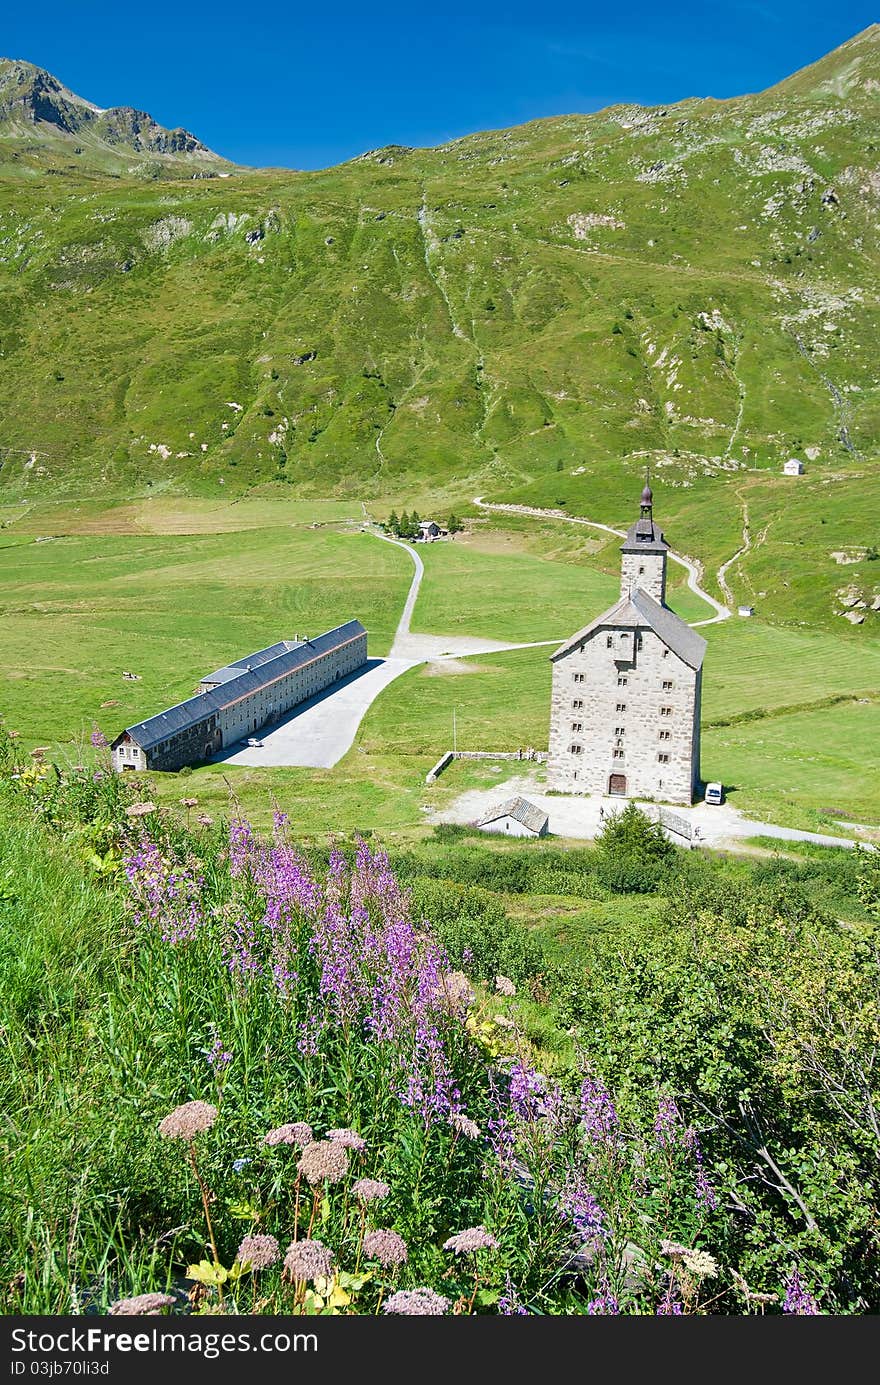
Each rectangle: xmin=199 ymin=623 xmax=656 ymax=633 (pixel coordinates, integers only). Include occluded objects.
xmin=619 ymin=477 xmax=669 ymax=606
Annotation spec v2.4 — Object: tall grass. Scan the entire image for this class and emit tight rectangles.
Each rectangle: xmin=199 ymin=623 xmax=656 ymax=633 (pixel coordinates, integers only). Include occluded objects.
xmin=0 ymin=751 xmax=728 ymax=1316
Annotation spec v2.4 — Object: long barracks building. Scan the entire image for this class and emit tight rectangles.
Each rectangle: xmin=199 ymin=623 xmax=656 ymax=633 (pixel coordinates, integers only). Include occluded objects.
xmin=111 ymin=620 xmax=367 ymax=773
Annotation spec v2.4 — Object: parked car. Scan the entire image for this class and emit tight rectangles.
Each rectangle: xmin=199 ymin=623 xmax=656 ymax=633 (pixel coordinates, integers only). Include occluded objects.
xmin=246 ymin=737 xmax=264 ymax=748
xmin=704 ymin=782 xmax=724 ymax=805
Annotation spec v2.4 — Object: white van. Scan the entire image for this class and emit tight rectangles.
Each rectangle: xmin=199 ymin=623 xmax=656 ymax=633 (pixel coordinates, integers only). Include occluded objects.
xmin=704 ymin=782 xmax=724 ymax=806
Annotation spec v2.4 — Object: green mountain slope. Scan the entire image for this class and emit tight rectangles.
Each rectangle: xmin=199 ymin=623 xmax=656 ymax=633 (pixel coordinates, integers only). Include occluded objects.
xmin=0 ymin=30 xmax=877 ymax=629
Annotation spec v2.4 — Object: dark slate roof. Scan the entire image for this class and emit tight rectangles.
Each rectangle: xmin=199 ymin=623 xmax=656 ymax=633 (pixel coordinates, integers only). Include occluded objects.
xmin=201 ymin=640 xmax=303 ymax=686
xmin=475 ymin=796 xmax=549 ymax=834
xmin=551 ymin=589 xmax=706 ymax=670
xmin=115 ymin=620 xmax=366 ymax=752
xmin=620 ymin=515 xmax=669 ymax=554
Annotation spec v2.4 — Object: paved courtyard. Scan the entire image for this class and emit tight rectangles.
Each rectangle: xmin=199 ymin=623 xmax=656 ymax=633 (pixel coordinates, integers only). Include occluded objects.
xmin=214 ymin=658 xmax=417 ymax=768
xmin=429 ymin=773 xmax=869 ymax=851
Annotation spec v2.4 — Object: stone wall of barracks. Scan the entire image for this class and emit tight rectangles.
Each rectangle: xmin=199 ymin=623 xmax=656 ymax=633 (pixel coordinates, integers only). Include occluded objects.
xmin=219 ymin=631 xmax=368 ymax=748
xmin=548 ymin=626 xmax=698 ymax=805
xmin=145 ymin=713 xmax=221 ymax=773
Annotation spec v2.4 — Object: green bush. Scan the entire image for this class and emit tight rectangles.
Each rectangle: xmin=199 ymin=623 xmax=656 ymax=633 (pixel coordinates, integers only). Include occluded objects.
xmin=593 ymin=803 xmax=676 ymax=894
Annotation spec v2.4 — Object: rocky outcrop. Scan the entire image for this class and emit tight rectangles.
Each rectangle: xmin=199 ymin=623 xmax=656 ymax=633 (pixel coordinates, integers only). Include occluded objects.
xmin=0 ymin=57 xmax=229 ymax=167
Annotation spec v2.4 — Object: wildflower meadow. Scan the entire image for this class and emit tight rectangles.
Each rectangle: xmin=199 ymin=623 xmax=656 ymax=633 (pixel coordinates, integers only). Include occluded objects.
xmin=1 ymin=724 xmax=878 ymax=1315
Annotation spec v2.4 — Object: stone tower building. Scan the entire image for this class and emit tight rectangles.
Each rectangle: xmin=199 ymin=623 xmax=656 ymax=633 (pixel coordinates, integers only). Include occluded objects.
xmin=547 ymin=484 xmax=706 ymax=806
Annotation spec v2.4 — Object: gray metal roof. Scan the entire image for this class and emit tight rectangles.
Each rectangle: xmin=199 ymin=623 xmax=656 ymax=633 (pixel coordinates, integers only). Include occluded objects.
xmin=115 ymin=620 xmax=366 ymax=752
xmin=551 ymin=589 xmax=706 ymax=670
xmin=475 ymin=796 xmax=549 ymax=834
xmin=201 ymin=640 xmax=303 ymax=686
xmin=620 ymin=516 xmax=669 ymax=553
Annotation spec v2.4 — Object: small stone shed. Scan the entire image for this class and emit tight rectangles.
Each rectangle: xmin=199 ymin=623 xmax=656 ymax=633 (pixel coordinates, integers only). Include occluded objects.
xmin=474 ymin=796 xmax=549 ymax=838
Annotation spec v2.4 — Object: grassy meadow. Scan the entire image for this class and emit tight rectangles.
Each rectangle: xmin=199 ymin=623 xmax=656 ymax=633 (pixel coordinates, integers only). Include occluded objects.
xmin=1 ymin=496 xmax=878 ymax=836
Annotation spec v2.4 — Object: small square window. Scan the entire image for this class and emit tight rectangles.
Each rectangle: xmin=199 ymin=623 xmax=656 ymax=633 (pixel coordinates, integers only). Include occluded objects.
xmin=659 ymin=730 xmax=671 ymax=741
xmin=658 ymin=752 xmax=670 ymax=764
xmin=572 ymin=699 xmax=583 ymax=711
xmin=570 ymin=743 xmax=583 ymax=755
xmin=662 ymin=649 xmax=669 ymax=659
xmin=571 ymin=722 xmax=583 ymax=733
xmin=614 ymin=726 xmax=624 ymax=737
xmin=606 ymin=635 xmax=614 ymax=648
xmin=616 ymin=702 xmax=626 ymax=713
xmin=663 ymin=680 xmax=673 ymax=691
xmin=617 ymin=675 xmax=628 ymax=687
xmin=612 ymin=748 xmax=625 ymax=759
xmin=661 ymin=706 xmax=672 ymax=717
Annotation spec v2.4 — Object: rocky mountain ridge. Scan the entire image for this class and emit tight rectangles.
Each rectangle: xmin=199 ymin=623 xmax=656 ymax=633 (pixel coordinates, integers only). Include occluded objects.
xmin=0 ymin=58 xmax=230 ymax=172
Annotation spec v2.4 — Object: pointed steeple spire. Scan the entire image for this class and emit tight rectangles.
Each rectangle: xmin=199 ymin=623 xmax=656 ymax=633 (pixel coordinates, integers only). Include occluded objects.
xmin=640 ymin=467 xmax=653 ymax=520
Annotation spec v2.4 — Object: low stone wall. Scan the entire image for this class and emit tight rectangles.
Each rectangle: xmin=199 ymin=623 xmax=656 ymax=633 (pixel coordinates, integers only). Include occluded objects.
xmin=425 ymin=747 xmax=546 ymax=784
xmin=425 ymin=751 xmax=455 ymax=783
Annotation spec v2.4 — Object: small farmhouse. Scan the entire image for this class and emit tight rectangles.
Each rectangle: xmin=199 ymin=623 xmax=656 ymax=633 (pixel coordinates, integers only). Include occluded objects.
xmin=112 ymin=621 xmax=367 ymax=773
xmin=417 ymin=520 xmax=444 ymax=541
xmin=475 ymin=796 xmax=549 ymax=838
xmin=783 ymin=459 xmax=805 ymax=475
xmin=738 ymin=604 xmax=755 ymax=617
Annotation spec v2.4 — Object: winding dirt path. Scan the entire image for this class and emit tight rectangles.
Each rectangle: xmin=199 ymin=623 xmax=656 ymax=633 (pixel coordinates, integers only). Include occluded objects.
xmin=717 ymin=499 xmax=751 ymax=608
xmin=472 ymin=498 xmax=730 ymax=627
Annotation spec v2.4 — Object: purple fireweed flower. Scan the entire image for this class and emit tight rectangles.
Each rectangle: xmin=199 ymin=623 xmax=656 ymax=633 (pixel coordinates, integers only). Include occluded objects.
xmin=507 ymin=1061 xmax=564 ymax=1125
xmin=207 ymin=1038 xmax=232 ymax=1071
xmin=561 ymin=1173 xmax=605 ymax=1244
xmin=587 ymin=1292 xmax=620 ymax=1315
xmin=652 ymin=1095 xmax=718 ymax=1210
xmin=296 ymin=1012 xmax=323 ymax=1059
xmin=123 ymin=838 xmax=206 ymax=945
xmin=499 ymin=1274 xmax=529 ymax=1315
xmin=508 ymin=1061 xmax=546 ymax=1122
xmin=229 ymin=818 xmax=256 ymax=877
xmin=694 ymin=1149 xmax=718 ymax=1213
xmin=656 ymin=1299 xmax=683 ymax=1315
xmin=654 ymin=1095 xmax=681 ymax=1148
xmin=783 ymin=1269 xmax=820 ymax=1315
xmin=90 ymin=725 xmax=109 ymax=749
xmin=579 ymin=1072 xmax=619 ymax=1145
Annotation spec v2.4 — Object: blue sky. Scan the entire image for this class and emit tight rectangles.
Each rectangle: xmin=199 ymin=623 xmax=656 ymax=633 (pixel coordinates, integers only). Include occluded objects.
xmin=4 ymin=2 xmax=876 ymax=167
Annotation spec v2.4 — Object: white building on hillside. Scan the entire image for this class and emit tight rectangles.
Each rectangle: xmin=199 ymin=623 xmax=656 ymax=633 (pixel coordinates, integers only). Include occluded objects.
xmin=546 ymin=483 xmax=707 ymax=806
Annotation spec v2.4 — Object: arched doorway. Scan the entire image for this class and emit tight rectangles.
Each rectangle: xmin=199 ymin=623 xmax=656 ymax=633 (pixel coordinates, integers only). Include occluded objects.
xmin=608 ymin=773 xmax=627 ymax=795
